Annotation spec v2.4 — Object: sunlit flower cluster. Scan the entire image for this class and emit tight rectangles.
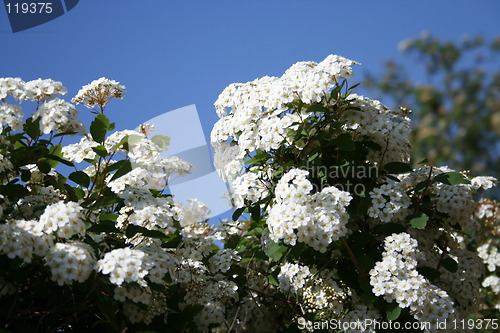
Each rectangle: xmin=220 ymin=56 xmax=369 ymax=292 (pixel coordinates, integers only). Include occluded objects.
xmin=97 ymin=247 xmax=149 ymax=286
xmin=37 ymin=201 xmax=86 ymax=238
xmin=0 ymin=104 xmax=23 ymax=131
xmin=34 ymin=98 xmax=85 ymax=134
xmin=278 ymin=262 xmax=311 ymax=295
xmin=370 ymin=233 xmax=457 ymax=327
xmin=0 ymin=77 xmax=25 ymax=100
xmin=72 ymin=77 xmax=125 ymax=109
xmin=341 ymin=94 xmax=412 ymax=163
xmin=22 ymin=78 xmax=67 ymax=101
xmin=267 ymin=168 xmax=352 ymax=252
xmin=45 ymin=242 xmax=95 ymax=285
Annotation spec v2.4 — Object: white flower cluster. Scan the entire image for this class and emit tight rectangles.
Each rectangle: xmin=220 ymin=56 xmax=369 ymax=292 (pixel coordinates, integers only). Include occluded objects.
xmin=370 ymin=233 xmax=456 ymax=326
xmin=369 ymin=165 xmax=496 ymax=232
xmin=368 ymin=181 xmax=411 ymax=222
xmin=230 ymin=169 xmax=270 ymax=208
xmin=0 ymin=104 xmax=23 ymax=131
xmin=114 ymin=284 xmax=152 ymax=304
xmin=471 ymin=176 xmax=497 ymax=190
xmin=0 ymin=154 xmax=13 ymax=173
xmin=45 ymin=242 xmax=95 ymax=286
xmin=62 ymin=129 xmax=193 ymax=193
xmin=72 ymin=77 xmax=125 ymax=109
xmin=482 ymin=275 xmax=500 ymax=295
xmin=186 ymin=279 xmax=239 ymax=330
xmin=278 ymin=262 xmax=311 ymax=295
xmin=23 ymin=78 xmax=67 ymax=101
xmin=34 ymin=98 xmax=85 ymax=134
xmin=211 ymin=55 xmax=358 ymax=160
xmin=97 ymin=247 xmax=149 ymax=286
xmin=178 ymin=198 xmax=211 ymax=227
xmin=37 ymin=201 xmax=86 ymax=239
xmin=341 ymin=304 xmax=379 ymax=333
xmin=1 ymin=78 xmax=82 ymax=134
xmin=212 ymin=218 xmax=245 ymax=241
xmin=1 ymin=78 xmax=66 ymax=102
xmin=118 ymin=193 xmax=177 ymax=231
xmin=302 ymin=270 xmax=346 ymax=316
xmin=122 ymin=291 xmax=167 ymax=325
xmin=167 ymin=238 xmax=213 ymax=285
xmin=212 ymin=142 xmax=242 ymax=182
xmin=341 ymin=94 xmax=412 ymax=163
xmin=478 ymin=240 xmax=500 ymax=272
xmin=0 ymin=222 xmax=42 ymax=262
xmin=209 ymin=249 xmax=240 ymax=273
xmin=267 ymin=169 xmax=351 ymax=252
xmin=0 ymin=77 xmax=25 ymax=100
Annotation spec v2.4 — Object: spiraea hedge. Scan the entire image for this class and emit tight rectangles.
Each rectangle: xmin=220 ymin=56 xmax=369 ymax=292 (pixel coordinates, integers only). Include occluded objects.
xmin=0 ymin=56 xmax=498 ymax=332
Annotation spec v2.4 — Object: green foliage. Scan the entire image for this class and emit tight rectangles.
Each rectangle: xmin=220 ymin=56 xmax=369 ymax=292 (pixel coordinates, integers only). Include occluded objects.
xmin=365 ymin=33 xmax=500 ymax=197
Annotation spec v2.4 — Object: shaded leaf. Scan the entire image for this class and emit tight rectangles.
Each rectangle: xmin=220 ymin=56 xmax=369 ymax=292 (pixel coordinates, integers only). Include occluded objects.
xmin=384 ymin=162 xmax=413 ymax=174
xmin=442 ymin=257 xmax=458 ymax=273
xmin=69 ymin=171 xmax=91 ymax=188
xmin=432 ymin=172 xmax=470 ymax=185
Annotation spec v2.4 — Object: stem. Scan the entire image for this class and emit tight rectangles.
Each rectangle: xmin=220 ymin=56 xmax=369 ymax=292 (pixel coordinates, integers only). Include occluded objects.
xmin=341 ymin=237 xmax=367 ymax=277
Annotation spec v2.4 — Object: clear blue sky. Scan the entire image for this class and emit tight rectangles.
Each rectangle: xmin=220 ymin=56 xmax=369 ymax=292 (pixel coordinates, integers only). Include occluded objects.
xmin=2 ymin=1 xmax=499 ymax=135
xmin=1 ymin=0 xmax=499 ymax=219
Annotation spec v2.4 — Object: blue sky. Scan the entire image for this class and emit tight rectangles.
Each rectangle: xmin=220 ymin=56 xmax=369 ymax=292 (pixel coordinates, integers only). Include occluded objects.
xmin=1 ymin=0 xmax=499 ymax=219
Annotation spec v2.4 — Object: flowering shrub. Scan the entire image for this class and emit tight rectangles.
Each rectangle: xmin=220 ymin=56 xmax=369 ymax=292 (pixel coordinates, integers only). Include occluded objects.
xmin=211 ymin=55 xmax=499 ymax=331
xmin=0 ymin=55 xmax=498 ymax=333
xmin=0 ymin=78 xmax=235 ymax=332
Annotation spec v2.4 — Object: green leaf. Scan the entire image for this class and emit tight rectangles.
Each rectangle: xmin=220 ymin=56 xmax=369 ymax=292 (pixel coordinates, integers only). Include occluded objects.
xmin=36 ymin=160 xmax=51 ymax=174
xmin=417 ymin=266 xmax=440 ymax=281
xmin=384 ymin=162 xmax=413 ymax=174
xmin=432 ymin=172 xmax=470 ymax=185
xmin=20 ymin=169 xmax=31 ymax=182
xmin=110 ymin=160 xmax=132 ymax=182
xmin=358 ymin=255 xmax=376 ymax=272
xmin=407 ymin=213 xmax=429 ymax=229
xmin=24 ymin=117 xmax=40 ymax=140
xmin=0 ymin=183 xmax=29 ymax=202
xmin=88 ymin=219 xmax=119 ymax=234
xmin=386 ymin=302 xmax=401 ymax=321
xmin=245 ymin=150 xmax=270 ymax=165
xmin=333 ymin=133 xmax=355 ymax=151
xmin=69 ymin=171 xmax=91 ymax=188
xmin=306 ymin=103 xmax=327 ymax=113
xmin=90 ymin=114 xmax=111 ymax=143
xmin=92 ymin=145 xmax=108 ymax=157
xmin=442 ymin=257 xmax=458 ymax=273
xmin=99 ymin=213 xmax=119 ymax=222
xmin=45 ymin=154 xmax=74 ymax=167
xmin=267 ymin=241 xmax=287 ymax=261
xmin=362 ymin=140 xmax=382 ymax=151
xmin=268 ymin=272 xmax=279 ymax=286
xmin=232 ymin=207 xmax=246 ymax=221
xmin=126 ymin=224 xmax=168 ymax=239
xmin=374 ymin=222 xmax=406 ymax=235
xmin=249 ymin=204 xmax=260 ymax=222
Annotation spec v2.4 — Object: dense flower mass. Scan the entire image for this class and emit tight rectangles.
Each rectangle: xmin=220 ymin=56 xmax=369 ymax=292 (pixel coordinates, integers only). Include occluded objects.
xmin=0 ymin=55 xmax=498 ymax=332
xmin=267 ymin=168 xmax=352 ymax=252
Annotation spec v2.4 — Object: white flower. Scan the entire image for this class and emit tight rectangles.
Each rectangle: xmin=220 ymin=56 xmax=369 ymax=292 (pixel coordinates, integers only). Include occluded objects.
xmin=45 ymin=242 xmax=95 ymax=285
xmin=38 ymin=201 xmax=85 ymax=238
xmin=72 ymin=77 xmax=125 ymax=109
xmin=97 ymin=248 xmax=149 ymax=286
